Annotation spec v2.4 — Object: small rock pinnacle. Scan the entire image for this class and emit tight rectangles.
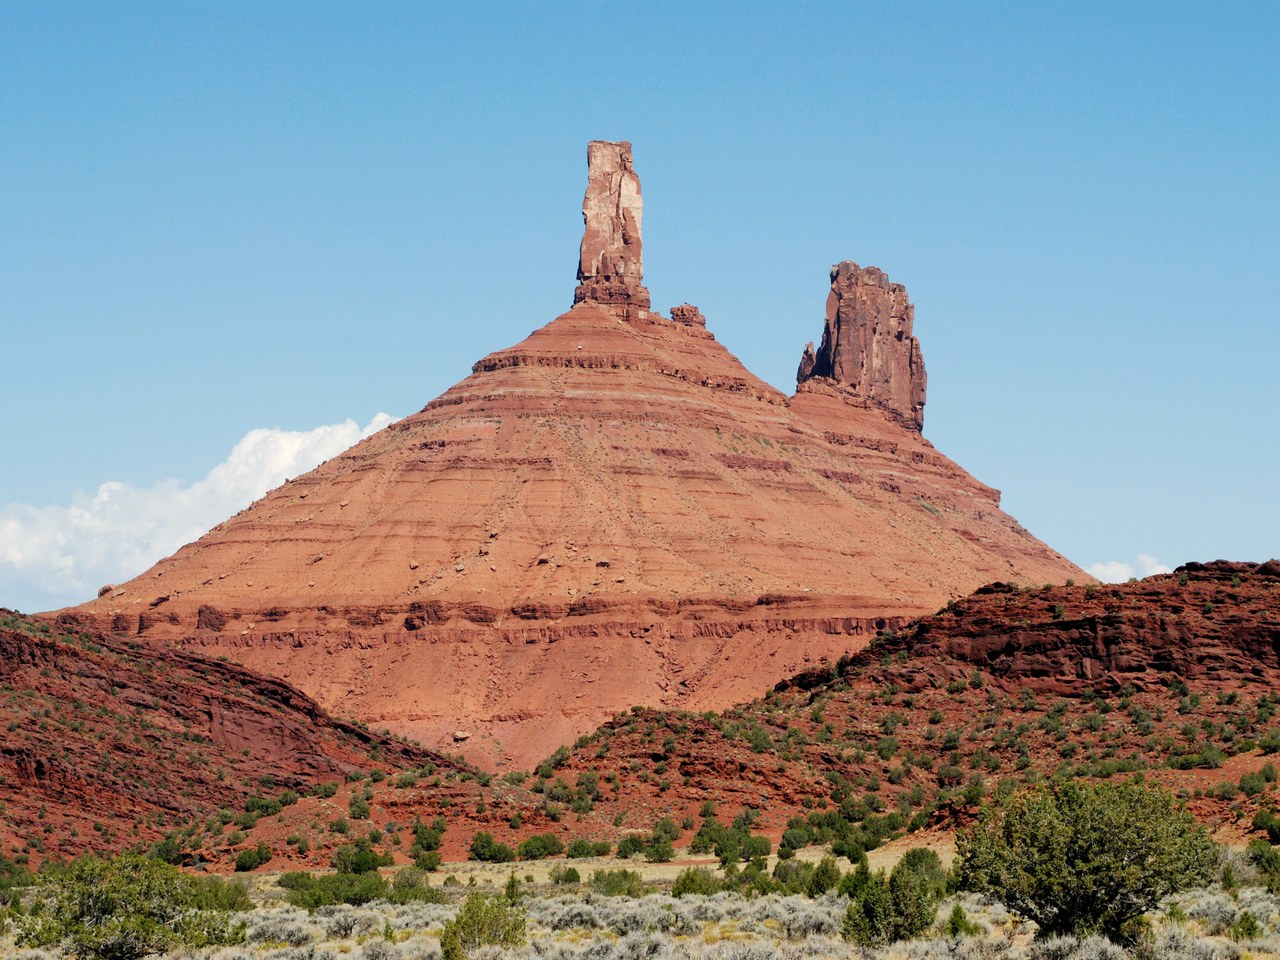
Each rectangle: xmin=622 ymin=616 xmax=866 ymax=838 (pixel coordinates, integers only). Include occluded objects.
xmin=797 ymin=261 xmax=928 ymax=431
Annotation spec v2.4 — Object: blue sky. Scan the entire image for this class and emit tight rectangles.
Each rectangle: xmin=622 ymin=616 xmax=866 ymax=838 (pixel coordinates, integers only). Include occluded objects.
xmin=2 ymin=2 xmax=1277 ymax=611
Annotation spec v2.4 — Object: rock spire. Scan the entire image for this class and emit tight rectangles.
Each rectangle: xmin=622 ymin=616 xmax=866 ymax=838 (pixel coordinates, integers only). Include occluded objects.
xmin=574 ymin=140 xmax=650 ymax=313
xmin=797 ymin=261 xmax=927 ymax=431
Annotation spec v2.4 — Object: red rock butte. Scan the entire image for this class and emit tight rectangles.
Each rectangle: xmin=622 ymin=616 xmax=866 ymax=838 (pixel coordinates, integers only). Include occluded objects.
xmin=60 ymin=140 xmax=1087 ymax=769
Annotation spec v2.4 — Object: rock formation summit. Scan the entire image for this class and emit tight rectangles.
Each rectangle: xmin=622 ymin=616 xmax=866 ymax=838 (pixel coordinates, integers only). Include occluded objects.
xmin=60 ymin=141 xmax=1087 ymax=768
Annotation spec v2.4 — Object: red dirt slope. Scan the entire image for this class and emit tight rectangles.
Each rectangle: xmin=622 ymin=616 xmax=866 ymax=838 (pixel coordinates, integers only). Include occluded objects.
xmin=0 ymin=610 xmax=458 ymax=867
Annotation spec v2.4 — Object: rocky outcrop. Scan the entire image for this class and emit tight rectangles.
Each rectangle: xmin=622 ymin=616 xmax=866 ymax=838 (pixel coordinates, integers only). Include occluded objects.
xmin=573 ymin=140 xmax=650 ymax=313
xmin=856 ymin=560 xmax=1280 ymax=696
xmin=797 ymin=262 xmax=927 ymax=431
xmin=56 ymin=141 xmax=1086 ymax=769
xmin=670 ymin=304 xmax=706 ymax=327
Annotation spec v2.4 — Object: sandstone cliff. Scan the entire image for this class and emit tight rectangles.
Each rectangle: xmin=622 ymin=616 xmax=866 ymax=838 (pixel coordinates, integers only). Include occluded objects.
xmin=57 ymin=141 xmax=1086 ymax=769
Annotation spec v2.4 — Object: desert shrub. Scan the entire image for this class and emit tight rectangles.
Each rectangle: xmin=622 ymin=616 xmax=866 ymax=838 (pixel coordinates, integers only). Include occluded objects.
xmin=333 ymin=838 xmax=394 ymax=873
xmin=388 ymin=867 xmax=448 ymax=904
xmin=415 ymin=850 xmax=443 ymax=872
xmin=0 ymin=855 xmax=34 ymax=907
xmin=956 ymin=781 xmax=1217 ymax=940
xmin=234 ymin=842 xmax=272 ymax=872
xmin=549 ymin=865 xmax=581 ymax=885
xmin=943 ymin=902 xmax=984 ymax=937
xmin=771 ymin=858 xmax=815 ymax=896
xmin=565 ymin=838 xmax=612 ymax=859
xmin=1152 ymin=925 xmax=1247 ymax=960
xmin=15 ymin=854 xmax=246 ymax=960
xmin=468 ymin=832 xmax=516 ymax=863
xmin=245 ymin=908 xmax=315 ymax=946
xmin=517 ymin=833 xmax=564 ymax=860
xmin=1246 ymin=840 xmax=1280 ymax=891
xmin=439 ymin=894 xmax=526 ymax=960
xmin=279 ymin=871 xmax=389 ymax=909
xmin=842 ymin=868 xmax=895 ymax=945
xmin=842 ymin=851 xmax=944 ymax=946
xmin=589 ymin=868 xmax=645 ymax=897
xmin=188 ymin=875 xmax=253 ymax=911
xmin=672 ymin=867 xmax=723 ymax=897
xmin=898 ymin=847 xmax=948 ymax=900
xmin=1027 ymin=936 xmax=1126 ymax=959
xmin=320 ymin=906 xmax=378 ymax=939
xmin=809 ymin=855 xmax=842 ymax=896
xmin=1253 ymin=808 xmax=1280 ymax=844
xmin=1230 ymin=910 xmax=1261 ymax=941
xmin=645 ymin=836 xmax=675 ymax=863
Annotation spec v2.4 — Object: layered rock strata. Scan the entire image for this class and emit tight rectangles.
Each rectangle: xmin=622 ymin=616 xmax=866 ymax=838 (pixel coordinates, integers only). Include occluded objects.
xmin=798 ymin=261 xmax=927 ymax=431
xmin=57 ymin=142 xmax=1086 ymax=769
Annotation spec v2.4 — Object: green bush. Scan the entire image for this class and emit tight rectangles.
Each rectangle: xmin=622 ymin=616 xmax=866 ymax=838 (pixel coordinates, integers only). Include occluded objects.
xmin=645 ymin=836 xmax=674 ymax=863
xmin=1254 ymin=808 xmax=1280 ymax=844
xmin=944 ymin=903 xmax=983 ymax=937
xmin=278 ymin=870 xmax=388 ymax=908
xmin=517 ymin=833 xmax=564 ymax=860
xmin=549 ymin=865 xmax=580 ymax=885
xmin=589 ymin=868 xmax=645 ymax=897
xmin=187 ymin=875 xmax=253 ymax=911
xmin=1246 ymin=841 xmax=1280 ymax=893
xmin=389 ymin=867 xmax=448 ymax=904
xmin=440 ymin=894 xmax=526 ymax=960
xmin=233 ymin=843 xmax=272 ymax=872
xmin=332 ymin=838 xmax=393 ymax=873
xmin=411 ymin=816 xmax=447 ymax=868
xmin=0 ymin=855 xmax=34 ymax=907
xmin=842 ymin=867 xmax=894 ymax=945
xmin=841 ymin=853 xmax=943 ymax=946
xmin=671 ymin=867 xmax=723 ymax=897
xmin=809 ymin=855 xmax=842 ymax=896
xmin=16 ymin=855 xmax=246 ymax=960
xmin=469 ymin=832 xmax=516 ymax=863
xmin=415 ymin=849 xmax=443 ymax=872
xmin=565 ymin=838 xmax=611 ymax=858
xmin=956 ymin=781 xmax=1217 ymax=940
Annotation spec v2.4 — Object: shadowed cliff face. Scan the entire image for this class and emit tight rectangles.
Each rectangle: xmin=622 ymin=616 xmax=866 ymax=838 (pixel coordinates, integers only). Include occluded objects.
xmin=55 ymin=141 xmax=1085 ymax=769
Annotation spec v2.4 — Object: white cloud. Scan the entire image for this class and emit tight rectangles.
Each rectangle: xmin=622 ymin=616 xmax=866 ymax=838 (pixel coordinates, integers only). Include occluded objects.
xmin=1087 ymin=553 xmax=1174 ymax=583
xmin=0 ymin=413 xmax=394 ymax=613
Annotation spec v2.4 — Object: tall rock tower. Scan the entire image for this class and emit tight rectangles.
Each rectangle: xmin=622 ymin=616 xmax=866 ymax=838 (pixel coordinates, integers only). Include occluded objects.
xmin=573 ymin=140 xmax=651 ymax=315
